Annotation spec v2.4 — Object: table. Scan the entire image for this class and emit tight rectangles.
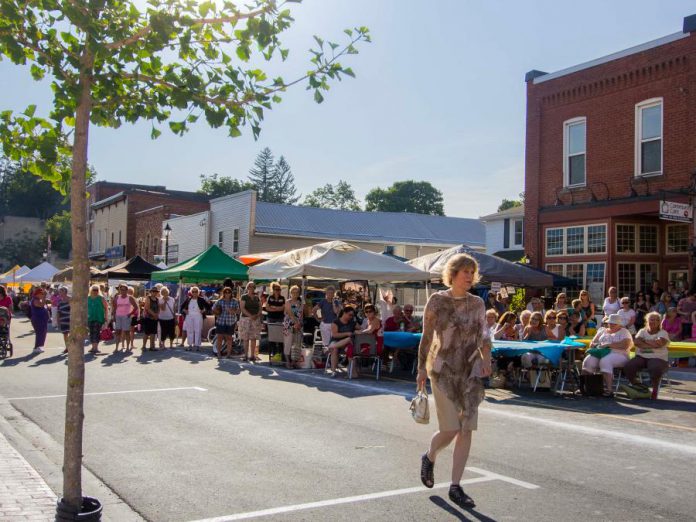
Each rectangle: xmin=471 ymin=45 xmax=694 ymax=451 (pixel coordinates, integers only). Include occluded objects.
xmin=490 ymin=339 xmax=584 ymax=366
xmin=382 ymin=331 xmax=421 ymax=373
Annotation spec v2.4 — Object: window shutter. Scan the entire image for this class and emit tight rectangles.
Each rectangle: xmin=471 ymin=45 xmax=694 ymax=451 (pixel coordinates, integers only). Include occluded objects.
xmin=503 ymin=218 xmax=510 ymax=249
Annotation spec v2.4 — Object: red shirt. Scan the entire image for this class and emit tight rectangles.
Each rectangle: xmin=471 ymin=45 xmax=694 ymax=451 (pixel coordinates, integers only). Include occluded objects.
xmin=384 ymin=316 xmax=404 ymax=331
xmin=0 ymin=296 xmax=12 ymax=317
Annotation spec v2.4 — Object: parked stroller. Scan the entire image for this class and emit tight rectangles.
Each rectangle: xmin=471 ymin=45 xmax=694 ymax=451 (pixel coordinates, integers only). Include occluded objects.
xmin=0 ymin=306 xmax=13 ymax=358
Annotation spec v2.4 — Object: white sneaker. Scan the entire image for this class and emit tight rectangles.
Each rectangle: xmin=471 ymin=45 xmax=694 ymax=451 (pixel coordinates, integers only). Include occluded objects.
xmin=33 ymin=347 xmax=44 ymax=354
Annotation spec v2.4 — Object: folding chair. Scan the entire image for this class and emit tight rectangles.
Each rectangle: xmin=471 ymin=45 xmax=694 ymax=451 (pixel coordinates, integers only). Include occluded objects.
xmin=349 ymin=334 xmax=381 ymax=380
xmin=266 ymin=323 xmax=284 ymax=366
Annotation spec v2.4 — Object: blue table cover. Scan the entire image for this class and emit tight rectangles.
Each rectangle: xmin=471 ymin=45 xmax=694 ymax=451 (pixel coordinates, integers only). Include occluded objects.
xmin=383 ymin=331 xmax=422 ymax=349
xmin=491 ymin=339 xmax=584 ymax=366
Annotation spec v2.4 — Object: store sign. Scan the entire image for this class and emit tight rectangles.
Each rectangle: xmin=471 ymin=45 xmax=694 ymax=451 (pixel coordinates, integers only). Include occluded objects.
xmin=105 ymin=245 xmax=125 ymax=259
xmin=659 ymin=200 xmax=692 ymax=223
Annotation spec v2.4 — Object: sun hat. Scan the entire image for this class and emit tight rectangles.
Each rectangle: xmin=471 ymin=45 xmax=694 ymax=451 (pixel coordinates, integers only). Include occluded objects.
xmin=606 ymin=314 xmax=623 ymax=326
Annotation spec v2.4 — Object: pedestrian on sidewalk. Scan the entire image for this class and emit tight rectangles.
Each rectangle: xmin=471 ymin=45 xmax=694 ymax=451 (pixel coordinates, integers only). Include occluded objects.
xmin=158 ymin=287 xmax=177 ymax=349
xmin=141 ymin=287 xmax=160 ymax=351
xmin=416 ymin=253 xmax=492 ymax=509
xmin=112 ymin=283 xmax=137 ymax=352
xmin=212 ymin=286 xmax=239 ymax=358
xmin=57 ymin=286 xmax=71 ymax=351
xmin=180 ymin=286 xmax=210 ymax=351
xmin=239 ymin=282 xmax=262 ymax=362
xmin=30 ymin=287 xmax=49 ymax=354
xmin=87 ymin=285 xmax=109 ymax=354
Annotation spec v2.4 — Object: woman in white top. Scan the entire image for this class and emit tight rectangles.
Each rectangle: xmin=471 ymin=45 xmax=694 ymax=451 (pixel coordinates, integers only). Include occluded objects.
xmin=602 ymin=286 xmax=620 ymax=316
xmin=515 ymin=310 xmax=531 ymax=339
xmin=582 ymin=313 xmax=632 ymax=396
xmin=624 ymin=311 xmax=670 ymax=399
xmin=553 ymin=293 xmax=568 ymax=312
xmin=617 ymin=296 xmax=636 ymax=334
xmin=158 ymin=287 xmax=177 ymax=348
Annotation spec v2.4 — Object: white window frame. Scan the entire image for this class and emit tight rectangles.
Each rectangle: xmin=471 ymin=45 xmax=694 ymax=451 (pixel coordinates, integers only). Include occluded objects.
xmin=544 ymin=223 xmax=607 ymax=257
xmin=232 ymin=228 xmax=239 ymax=254
xmin=563 ymin=117 xmax=587 ymax=188
xmin=665 ymin=224 xmax=690 ymax=255
xmin=635 ymin=98 xmax=663 ymax=177
xmin=616 ymin=262 xmax=660 ymax=296
xmin=513 ymin=219 xmax=523 ymax=246
xmin=614 ymin=223 xmax=659 ymax=255
xmin=218 ymin=231 xmax=224 ymax=248
xmin=545 ymin=262 xmax=606 ymax=302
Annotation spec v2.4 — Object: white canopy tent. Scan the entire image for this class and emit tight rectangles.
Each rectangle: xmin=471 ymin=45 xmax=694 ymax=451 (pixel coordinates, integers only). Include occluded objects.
xmin=248 ymin=241 xmax=430 ymax=283
xmin=15 ymin=261 xmax=60 ymax=284
xmin=0 ymin=265 xmax=30 ymax=284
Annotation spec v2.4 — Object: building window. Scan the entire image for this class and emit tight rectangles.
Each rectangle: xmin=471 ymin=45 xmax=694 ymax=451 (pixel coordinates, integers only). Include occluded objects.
xmin=152 ymin=237 xmax=158 ymax=256
xmin=545 ymin=262 xmax=605 ymax=302
xmin=635 ymin=99 xmax=662 ymax=176
xmin=138 ymin=240 xmax=143 ymax=256
xmin=233 ymin=228 xmax=239 ymax=254
xmin=218 ymin=231 xmax=224 ymax=248
xmin=545 ymin=224 xmax=606 ymax=257
xmin=564 ymin=118 xmax=586 ymax=187
xmin=666 ymin=224 xmax=689 ymax=254
xmin=617 ymin=262 xmax=659 ymax=297
xmin=615 ymin=224 xmax=658 ymax=255
xmin=513 ymin=220 xmax=523 ymax=246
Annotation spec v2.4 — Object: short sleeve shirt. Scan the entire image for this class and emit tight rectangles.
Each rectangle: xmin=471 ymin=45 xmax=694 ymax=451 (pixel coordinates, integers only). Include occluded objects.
xmin=603 ymin=298 xmax=621 ymax=316
xmin=635 ymin=328 xmax=670 ymax=360
xmin=266 ymin=294 xmax=285 ymax=323
xmin=332 ymin=318 xmax=356 ymax=337
xmin=319 ymin=299 xmax=339 ymax=324
xmin=595 ymin=327 xmax=632 ymax=354
xmin=214 ymin=298 xmax=240 ymax=326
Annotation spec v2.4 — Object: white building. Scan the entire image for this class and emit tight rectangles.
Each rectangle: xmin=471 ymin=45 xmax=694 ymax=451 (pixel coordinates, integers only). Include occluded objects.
xmin=480 ymin=205 xmax=525 ymax=261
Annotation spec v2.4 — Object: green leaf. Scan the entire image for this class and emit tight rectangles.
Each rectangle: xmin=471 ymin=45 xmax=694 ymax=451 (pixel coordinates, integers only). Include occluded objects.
xmin=229 ymin=126 xmax=242 ymax=138
xmin=23 ymin=105 xmax=37 ymax=118
xmin=151 ymin=127 xmax=162 ymax=139
xmin=314 ymin=90 xmax=324 ymax=103
xmin=313 ymin=35 xmax=324 ymax=48
xmin=236 ymin=45 xmax=250 ymax=61
xmin=342 ymin=67 xmax=355 ymax=78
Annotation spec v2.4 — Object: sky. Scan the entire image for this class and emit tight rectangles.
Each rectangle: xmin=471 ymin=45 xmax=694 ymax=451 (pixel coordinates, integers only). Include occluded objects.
xmin=1 ymin=1 xmax=695 ymax=218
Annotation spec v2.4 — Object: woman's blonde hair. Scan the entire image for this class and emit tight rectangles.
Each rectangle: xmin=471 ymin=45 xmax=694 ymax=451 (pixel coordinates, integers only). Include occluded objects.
xmin=530 ymin=311 xmax=545 ymax=327
xmin=442 ymin=253 xmax=480 ymax=288
xmin=89 ymin=284 xmax=101 ymax=295
xmin=289 ymin=285 xmax=301 ymax=296
xmin=160 ymin=287 xmax=169 ymax=297
xmin=645 ymin=311 xmax=662 ymax=325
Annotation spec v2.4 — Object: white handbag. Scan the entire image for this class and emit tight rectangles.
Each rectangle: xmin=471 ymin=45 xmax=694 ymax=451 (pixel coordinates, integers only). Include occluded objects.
xmin=409 ymin=387 xmax=430 ymax=424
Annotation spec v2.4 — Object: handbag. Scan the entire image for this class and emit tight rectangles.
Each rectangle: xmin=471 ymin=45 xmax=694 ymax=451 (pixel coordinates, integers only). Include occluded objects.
xmin=409 ymin=386 xmax=430 ymax=424
xmin=100 ymin=326 xmax=114 ymax=341
xmin=586 ymin=347 xmax=611 ymax=359
xmin=579 ymin=374 xmax=604 ymax=396
xmin=620 ymin=382 xmax=652 ymax=400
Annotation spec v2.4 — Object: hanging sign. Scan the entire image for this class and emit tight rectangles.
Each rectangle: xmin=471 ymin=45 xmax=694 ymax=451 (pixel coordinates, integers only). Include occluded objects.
xmin=659 ymin=200 xmax=692 ymax=223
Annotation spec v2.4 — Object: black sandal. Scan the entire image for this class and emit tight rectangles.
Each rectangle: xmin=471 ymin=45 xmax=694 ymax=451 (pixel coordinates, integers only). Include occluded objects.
xmin=420 ymin=453 xmax=434 ymax=488
xmin=448 ymin=484 xmax=475 ymax=508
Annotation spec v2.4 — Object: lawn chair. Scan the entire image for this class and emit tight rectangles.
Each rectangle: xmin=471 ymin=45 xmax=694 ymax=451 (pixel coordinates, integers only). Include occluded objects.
xmin=348 ymin=333 xmax=381 ymax=380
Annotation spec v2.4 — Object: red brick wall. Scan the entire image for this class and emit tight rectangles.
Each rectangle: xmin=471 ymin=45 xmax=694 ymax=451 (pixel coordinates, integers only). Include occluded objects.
xmin=525 ymin=31 xmax=696 ymax=287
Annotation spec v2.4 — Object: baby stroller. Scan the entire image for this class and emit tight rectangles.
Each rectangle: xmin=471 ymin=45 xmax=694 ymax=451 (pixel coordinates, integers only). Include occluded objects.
xmin=0 ymin=306 xmax=13 ymax=358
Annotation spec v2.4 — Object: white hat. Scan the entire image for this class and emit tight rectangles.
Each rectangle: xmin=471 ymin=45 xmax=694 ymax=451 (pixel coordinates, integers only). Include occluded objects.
xmin=606 ymin=313 xmax=623 ymax=326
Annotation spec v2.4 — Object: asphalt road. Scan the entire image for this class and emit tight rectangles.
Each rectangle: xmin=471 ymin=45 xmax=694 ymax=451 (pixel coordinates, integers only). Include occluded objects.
xmin=1 ymin=316 xmax=696 ymax=521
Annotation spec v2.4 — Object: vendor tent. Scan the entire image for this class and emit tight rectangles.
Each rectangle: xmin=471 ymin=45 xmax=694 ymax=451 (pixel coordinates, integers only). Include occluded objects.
xmin=407 ymin=245 xmax=553 ymax=287
xmin=52 ymin=265 xmax=106 ymax=283
xmin=247 ymin=241 xmax=430 ymax=282
xmin=0 ymin=265 xmax=30 ymax=284
xmin=238 ymin=251 xmax=285 ymax=266
xmin=151 ymin=245 xmax=248 ymax=282
xmin=15 ymin=261 xmax=59 ymax=284
xmin=102 ymin=256 xmax=161 ymax=281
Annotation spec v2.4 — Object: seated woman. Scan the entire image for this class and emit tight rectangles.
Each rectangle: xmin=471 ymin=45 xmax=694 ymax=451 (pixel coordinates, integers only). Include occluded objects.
xmin=617 ymin=297 xmax=637 ymax=334
xmin=553 ymin=293 xmax=568 ymax=313
xmin=624 ymin=311 xmax=670 ymax=399
xmin=582 ymin=314 xmax=632 ymax=397
xmin=327 ymin=306 xmax=360 ymax=377
xmin=348 ymin=304 xmax=384 ymax=378
xmin=515 ymin=310 xmax=531 ymax=339
xmin=567 ymin=310 xmax=586 ymax=337
xmin=485 ymin=309 xmax=499 ymax=338
xmin=493 ymin=311 xmax=518 ymax=340
xmin=544 ymin=309 xmax=564 ymax=341
xmin=521 ymin=312 xmax=549 ymax=369
xmin=661 ymin=307 xmax=682 ymax=341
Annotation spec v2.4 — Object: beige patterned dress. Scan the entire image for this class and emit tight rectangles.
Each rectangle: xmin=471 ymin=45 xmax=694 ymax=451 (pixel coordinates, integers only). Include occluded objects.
xmin=417 ymin=290 xmax=491 ymax=431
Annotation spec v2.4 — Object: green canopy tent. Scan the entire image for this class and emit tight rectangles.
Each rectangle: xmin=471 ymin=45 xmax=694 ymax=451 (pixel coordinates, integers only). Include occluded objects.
xmin=151 ymin=245 xmax=249 ymax=283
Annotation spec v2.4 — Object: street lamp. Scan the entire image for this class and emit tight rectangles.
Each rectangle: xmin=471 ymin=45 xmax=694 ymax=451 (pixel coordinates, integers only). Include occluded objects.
xmin=163 ymin=223 xmax=172 ymax=265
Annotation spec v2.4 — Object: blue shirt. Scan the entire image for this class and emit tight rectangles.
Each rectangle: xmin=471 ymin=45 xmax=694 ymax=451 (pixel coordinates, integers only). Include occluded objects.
xmin=319 ymin=299 xmax=339 ymax=324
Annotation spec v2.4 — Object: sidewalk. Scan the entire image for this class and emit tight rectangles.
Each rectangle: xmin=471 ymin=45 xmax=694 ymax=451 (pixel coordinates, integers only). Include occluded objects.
xmin=0 ymin=431 xmax=57 ymax=521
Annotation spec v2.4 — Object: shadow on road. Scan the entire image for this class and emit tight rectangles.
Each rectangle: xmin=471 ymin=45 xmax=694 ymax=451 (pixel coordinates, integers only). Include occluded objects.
xmin=428 ymin=495 xmax=498 ymax=521
xmin=1 ymin=351 xmax=40 ymax=367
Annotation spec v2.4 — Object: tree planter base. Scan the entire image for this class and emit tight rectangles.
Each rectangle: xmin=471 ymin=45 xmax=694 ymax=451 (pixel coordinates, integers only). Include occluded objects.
xmin=55 ymin=496 xmax=102 ymax=521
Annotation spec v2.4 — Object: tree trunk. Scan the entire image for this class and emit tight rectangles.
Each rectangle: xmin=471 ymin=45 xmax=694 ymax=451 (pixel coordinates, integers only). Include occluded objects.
xmin=62 ymin=57 xmax=93 ymax=512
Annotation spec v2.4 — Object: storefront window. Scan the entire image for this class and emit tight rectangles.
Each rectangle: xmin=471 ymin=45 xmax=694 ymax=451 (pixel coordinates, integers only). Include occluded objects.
xmin=666 ymin=225 xmax=689 ymax=254
xmin=638 ymin=225 xmax=658 ymax=254
xmin=587 ymin=225 xmax=606 ymax=253
xmin=616 ymin=225 xmax=635 ymax=254
xmin=546 ymin=229 xmax=563 ymax=256
xmin=566 ymin=227 xmax=584 ymax=254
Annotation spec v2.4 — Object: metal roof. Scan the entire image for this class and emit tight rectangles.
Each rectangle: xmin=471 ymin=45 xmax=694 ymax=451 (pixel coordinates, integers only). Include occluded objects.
xmin=254 ymin=203 xmax=485 ymax=247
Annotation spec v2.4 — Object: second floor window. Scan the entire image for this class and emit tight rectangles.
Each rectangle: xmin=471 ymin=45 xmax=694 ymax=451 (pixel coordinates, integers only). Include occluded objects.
xmin=564 ymin=118 xmax=586 ymax=187
xmin=636 ymin=99 xmax=662 ymax=176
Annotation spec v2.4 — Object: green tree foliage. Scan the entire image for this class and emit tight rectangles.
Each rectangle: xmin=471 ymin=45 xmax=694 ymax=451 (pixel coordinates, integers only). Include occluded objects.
xmin=365 ymin=180 xmax=444 ymax=215
xmin=198 ymin=174 xmax=254 ymax=198
xmin=44 ymin=210 xmax=72 ymax=258
xmin=304 ymin=180 xmax=361 ymax=211
xmin=497 ymin=198 xmax=522 ymax=212
xmin=1 ymin=230 xmax=44 ymax=267
xmin=0 ymin=1 xmax=368 ymax=511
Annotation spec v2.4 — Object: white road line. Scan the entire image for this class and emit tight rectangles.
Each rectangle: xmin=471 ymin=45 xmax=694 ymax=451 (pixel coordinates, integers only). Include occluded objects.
xmin=189 ymin=470 xmax=531 ymax=522
xmin=7 ymin=386 xmax=207 ymax=401
xmin=483 ymin=408 xmax=696 ymax=456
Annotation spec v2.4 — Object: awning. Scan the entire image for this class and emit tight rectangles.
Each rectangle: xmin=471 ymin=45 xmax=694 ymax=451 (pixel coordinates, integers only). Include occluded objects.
xmin=102 ymin=256 xmax=162 ymax=281
xmin=151 ymin=245 xmax=248 ymax=282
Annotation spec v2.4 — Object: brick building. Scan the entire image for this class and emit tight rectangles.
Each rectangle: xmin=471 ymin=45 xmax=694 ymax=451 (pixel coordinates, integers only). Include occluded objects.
xmin=524 ymin=15 xmax=696 ymax=305
xmin=87 ymin=181 xmax=209 ymax=265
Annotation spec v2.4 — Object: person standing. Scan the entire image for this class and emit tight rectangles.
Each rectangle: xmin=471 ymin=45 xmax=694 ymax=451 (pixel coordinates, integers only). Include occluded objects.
xmin=282 ymin=285 xmax=303 ymax=369
xmin=30 ymin=287 xmax=50 ymax=354
xmin=50 ymin=288 xmax=60 ymax=330
xmin=112 ymin=284 xmax=138 ymax=352
xmin=141 ymin=288 xmax=160 ymax=351
xmin=158 ymin=287 xmax=177 ymax=349
xmin=180 ymin=286 xmax=210 ymax=351
xmin=239 ymin=282 xmax=262 ymax=361
xmin=266 ymin=282 xmax=286 ymax=359
xmin=86 ymin=285 xmax=109 ymax=355
xmin=212 ymin=286 xmax=239 ymax=358
xmin=416 ymin=253 xmax=492 ymax=509
xmin=57 ymin=287 xmax=71 ymax=352
xmin=0 ymin=286 xmax=13 ymax=324
xmin=313 ymin=286 xmax=341 ymax=347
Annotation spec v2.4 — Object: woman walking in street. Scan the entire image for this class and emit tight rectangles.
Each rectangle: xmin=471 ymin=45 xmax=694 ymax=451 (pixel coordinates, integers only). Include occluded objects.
xmin=239 ymin=282 xmax=262 ymax=362
xmin=416 ymin=253 xmax=492 ymax=509
xmin=29 ymin=287 xmax=50 ymax=354
xmin=86 ymin=285 xmax=109 ymax=355
xmin=158 ymin=287 xmax=177 ymax=349
xmin=212 ymin=286 xmax=239 ymax=358
xmin=180 ymin=286 xmax=210 ymax=351
xmin=57 ymin=287 xmax=71 ymax=352
xmin=127 ymin=286 xmax=139 ymax=351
